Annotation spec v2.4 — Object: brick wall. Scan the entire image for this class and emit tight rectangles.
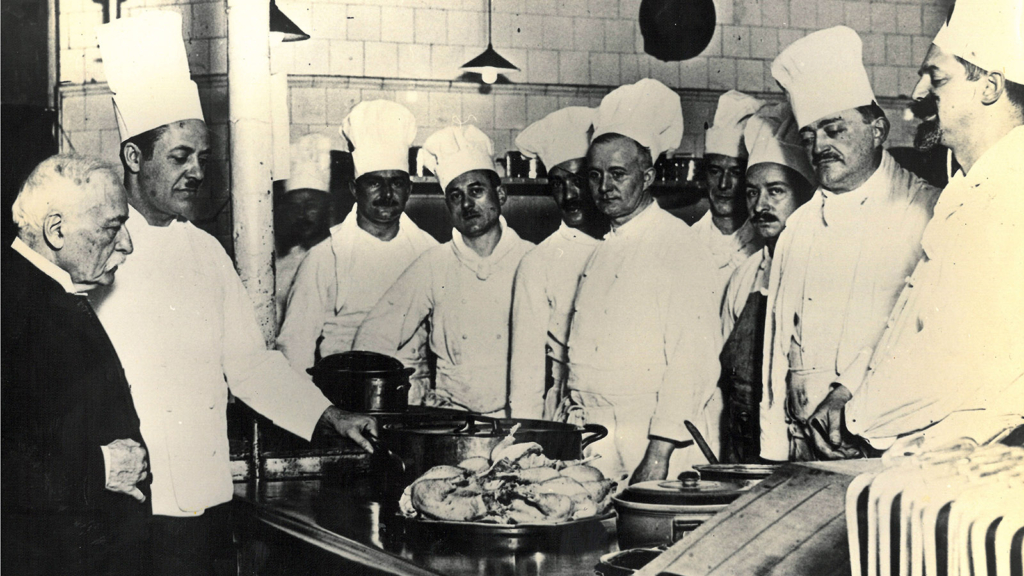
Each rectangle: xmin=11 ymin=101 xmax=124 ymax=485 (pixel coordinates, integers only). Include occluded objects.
xmin=57 ymin=0 xmax=953 ymax=247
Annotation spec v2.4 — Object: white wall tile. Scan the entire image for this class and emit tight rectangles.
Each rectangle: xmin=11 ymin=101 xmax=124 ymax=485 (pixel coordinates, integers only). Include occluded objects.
xmin=398 ymin=43 xmax=431 ymax=79
xmin=364 ymin=41 xmax=399 ymax=77
xmin=590 ymin=52 xmax=620 ymax=86
xmin=542 ymin=16 xmax=575 ymax=51
xmin=573 ymin=18 xmax=605 ymax=52
xmin=527 ymin=49 xmax=559 ymax=84
xmin=558 ymin=51 xmax=589 ymax=84
xmin=347 ymin=5 xmax=382 ymax=42
xmin=330 ymin=40 xmax=365 ymax=76
xmin=494 ymin=94 xmax=527 ymax=129
xmin=414 ymin=8 xmax=447 ymax=45
xmin=381 ymin=6 xmax=415 ymax=43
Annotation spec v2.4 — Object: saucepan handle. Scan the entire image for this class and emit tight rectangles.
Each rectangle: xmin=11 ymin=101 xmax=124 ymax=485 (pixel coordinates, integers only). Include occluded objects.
xmin=367 ymin=437 xmax=406 ymax=474
xmin=580 ymin=423 xmax=609 ymax=449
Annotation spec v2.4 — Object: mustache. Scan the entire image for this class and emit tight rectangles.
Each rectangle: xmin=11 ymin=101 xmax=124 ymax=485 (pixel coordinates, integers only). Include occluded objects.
xmin=561 ymin=198 xmax=583 ymax=212
xmin=910 ymin=94 xmax=938 ymax=120
xmin=812 ymin=150 xmax=843 ymax=166
xmin=749 ymin=213 xmax=778 ymax=224
xmin=371 ymin=198 xmax=400 ymax=208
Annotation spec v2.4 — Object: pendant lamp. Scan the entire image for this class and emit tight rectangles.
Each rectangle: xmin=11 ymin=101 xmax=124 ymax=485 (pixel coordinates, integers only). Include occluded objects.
xmin=270 ymin=0 xmax=310 ymax=43
xmin=461 ymin=0 xmax=519 ymax=84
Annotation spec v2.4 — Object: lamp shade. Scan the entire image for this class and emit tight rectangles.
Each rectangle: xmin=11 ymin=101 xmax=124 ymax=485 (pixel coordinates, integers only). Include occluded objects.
xmin=461 ymin=44 xmax=520 ymax=84
xmin=271 ymin=1 xmax=309 ymax=43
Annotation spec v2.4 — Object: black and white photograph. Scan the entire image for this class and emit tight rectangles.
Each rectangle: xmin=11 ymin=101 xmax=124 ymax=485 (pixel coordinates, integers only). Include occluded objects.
xmin=2 ymin=0 xmax=1022 ymax=573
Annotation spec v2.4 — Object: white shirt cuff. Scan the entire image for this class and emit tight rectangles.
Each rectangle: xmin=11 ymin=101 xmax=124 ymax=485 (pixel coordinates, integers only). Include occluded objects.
xmin=100 ymin=445 xmax=111 ymax=485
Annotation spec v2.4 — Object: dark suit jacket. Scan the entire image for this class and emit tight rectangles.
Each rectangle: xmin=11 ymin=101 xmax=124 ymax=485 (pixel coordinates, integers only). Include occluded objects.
xmin=2 ymin=246 xmax=150 ymax=573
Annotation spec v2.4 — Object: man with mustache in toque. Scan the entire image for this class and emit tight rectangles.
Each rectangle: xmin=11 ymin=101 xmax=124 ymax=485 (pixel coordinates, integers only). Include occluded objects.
xmin=509 ymin=106 xmax=608 ymax=420
xmin=760 ymin=26 xmax=941 ymax=462
xmin=718 ymin=103 xmax=816 ymax=463
xmin=277 ymin=100 xmax=437 ymax=400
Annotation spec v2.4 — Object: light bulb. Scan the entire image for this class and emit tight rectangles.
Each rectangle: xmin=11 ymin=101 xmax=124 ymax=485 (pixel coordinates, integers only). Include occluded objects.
xmin=481 ymin=69 xmax=498 ymax=84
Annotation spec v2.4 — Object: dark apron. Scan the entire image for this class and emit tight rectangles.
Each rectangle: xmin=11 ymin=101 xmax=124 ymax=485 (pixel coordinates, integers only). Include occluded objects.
xmin=718 ymin=292 xmax=768 ymax=464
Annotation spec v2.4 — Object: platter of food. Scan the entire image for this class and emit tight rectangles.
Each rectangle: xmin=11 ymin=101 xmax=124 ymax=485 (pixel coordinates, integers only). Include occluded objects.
xmin=394 ymin=425 xmax=617 ymax=548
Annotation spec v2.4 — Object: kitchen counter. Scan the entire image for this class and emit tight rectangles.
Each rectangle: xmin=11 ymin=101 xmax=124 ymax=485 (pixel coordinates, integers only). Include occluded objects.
xmin=234 ymin=476 xmax=619 ymax=576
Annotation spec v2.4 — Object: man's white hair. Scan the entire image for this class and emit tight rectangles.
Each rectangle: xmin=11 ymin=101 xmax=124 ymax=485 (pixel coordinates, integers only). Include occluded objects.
xmin=12 ymin=154 xmax=120 ymax=236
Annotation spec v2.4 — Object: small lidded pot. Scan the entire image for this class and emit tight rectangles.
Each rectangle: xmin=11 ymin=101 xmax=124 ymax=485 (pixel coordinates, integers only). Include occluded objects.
xmin=612 ymin=471 xmax=749 ymax=549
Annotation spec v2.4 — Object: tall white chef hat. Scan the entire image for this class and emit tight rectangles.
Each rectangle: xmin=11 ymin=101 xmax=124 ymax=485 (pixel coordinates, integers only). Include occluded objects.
xmin=421 ymin=124 xmax=497 ymax=191
xmin=744 ymin=102 xmax=817 ymax=187
xmin=286 ymin=133 xmax=332 ymax=193
xmin=341 ymin=100 xmax=417 ymax=178
xmin=705 ymin=91 xmax=766 ymax=159
xmin=515 ymin=107 xmax=595 ymax=170
xmin=933 ymin=0 xmax=1024 ymax=84
xmin=97 ymin=11 xmax=205 ymax=143
xmin=771 ymin=26 xmax=876 ymax=129
xmin=592 ymin=78 xmax=684 ymax=161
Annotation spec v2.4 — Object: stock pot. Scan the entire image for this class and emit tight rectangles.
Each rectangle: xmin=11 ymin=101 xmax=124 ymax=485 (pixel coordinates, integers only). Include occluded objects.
xmin=306 ymin=351 xmax=413 ymax=413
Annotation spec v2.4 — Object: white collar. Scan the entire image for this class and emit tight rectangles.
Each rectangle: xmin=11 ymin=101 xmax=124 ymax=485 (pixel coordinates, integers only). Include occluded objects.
xmin=11 ymin=237 xmax=83 ymax=295
xmin=557 ymin=220 xmax=602 ymax=245
xmin=605 ymin=201 xmax=661 ymax=240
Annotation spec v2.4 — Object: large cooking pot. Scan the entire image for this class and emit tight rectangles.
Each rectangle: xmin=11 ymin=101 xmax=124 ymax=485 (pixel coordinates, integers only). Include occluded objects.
xmin=378 ymin=414 xmax=608 ymax=488
xmin=306 ymin=351 xmax=413 ymax=413
xmin=693 ymin=463 xmax=779 ymax=482
xmin=613 ymin=470 xmax=749 ymax=549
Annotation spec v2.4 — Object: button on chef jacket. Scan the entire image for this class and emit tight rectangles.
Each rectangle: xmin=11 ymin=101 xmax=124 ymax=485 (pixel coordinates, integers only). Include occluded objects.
xmin=509 ymin=221 xmax=601 ymax=419
xmin=567 ymin=202 xmax=723 ymax=449
xmin=691 ymin=210 xmax=764 ymax=298
xmin=89 ymin=206 xmax=333 ymax=516
xmin=354 ymin=217 xmax=534 ymax=414
xmin=760 ymin=151 xmax=940 ymax=460
xmin=276 ymin=206 xmax=438 ymax=377
xmin=845 ymin=126 xmax=1024 ymax=450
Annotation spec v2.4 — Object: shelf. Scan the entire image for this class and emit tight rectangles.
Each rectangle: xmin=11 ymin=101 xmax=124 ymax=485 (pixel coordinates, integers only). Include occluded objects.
xmin=410 ymin=176 xmax=704 ymax=198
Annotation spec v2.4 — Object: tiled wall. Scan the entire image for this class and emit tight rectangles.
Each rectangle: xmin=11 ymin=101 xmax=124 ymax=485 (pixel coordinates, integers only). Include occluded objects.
xmin=58 ymin=0 xmax=952 ymax=248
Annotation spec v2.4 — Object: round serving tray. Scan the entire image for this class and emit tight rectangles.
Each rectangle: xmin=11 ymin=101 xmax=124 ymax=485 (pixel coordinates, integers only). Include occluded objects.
xmin=398 ymin=511 xmax=615 ymax=552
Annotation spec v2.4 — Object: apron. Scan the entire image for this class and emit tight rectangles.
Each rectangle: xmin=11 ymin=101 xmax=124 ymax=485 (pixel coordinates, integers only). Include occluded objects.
xmin=717 ymin=292 xmax=766 ymax=464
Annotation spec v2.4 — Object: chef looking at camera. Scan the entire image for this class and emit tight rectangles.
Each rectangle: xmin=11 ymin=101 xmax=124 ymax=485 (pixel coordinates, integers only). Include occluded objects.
xmin=696 ymin=90 xmax=767 ymax=295
xmin=761 ymin=26 xmax=941 ymax=462
xmin=88 ymin=12 xmax=377 ymax=574
xmin=717 ymin=103 xmax=817 ymax=464
xmin=354 ymin=124 xmax=534 ymax=416
xmin=509 ymin=107 xmax=609 ymax=420
xmin=277 ymin=100 xmax=438 ymax=400
xmin=809 ymin=0 xmax=1024 ymax=457
xmin=563 ymin=79 xmax=722 ymax=485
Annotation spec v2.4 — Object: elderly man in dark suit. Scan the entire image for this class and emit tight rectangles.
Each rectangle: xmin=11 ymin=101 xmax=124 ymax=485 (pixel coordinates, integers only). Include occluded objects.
xmin=2 ymin=154 xmax=149 ymax=575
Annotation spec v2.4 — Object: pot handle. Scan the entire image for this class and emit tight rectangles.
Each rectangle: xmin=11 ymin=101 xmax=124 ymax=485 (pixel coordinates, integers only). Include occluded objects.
xmin=580 ymin=423 xmax=609 ymax=449
xmin=453 ymin=413 xmax=502 ymax=435
xmin=367 ymin=437 xmax=406 ymax=474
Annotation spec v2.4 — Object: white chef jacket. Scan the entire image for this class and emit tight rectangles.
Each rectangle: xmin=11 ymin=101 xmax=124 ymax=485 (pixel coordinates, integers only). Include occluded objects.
xmin=566 ymin=203 xmax=723 ymax=476
xmin=721 ymin=246 xmax=771 ymax=340
xmin=353 ymin=217 xmax=534 ymax=414
xmin=846 ymin=127 xmax=1024 ymax=450
xmin=509 ymin=222 xmax=601 ymax=420
xmin=690 ymin=210 xmax=764 ymax=297
xmin=274 ymin=244 xmax=308 ymax=330
xmin=760 ymin=151 xmax=941 ymax=460
xmin=276 ymin=206 xmax=438 ymax=375
xmin=89 ymin=206 xmax=333 ymax=516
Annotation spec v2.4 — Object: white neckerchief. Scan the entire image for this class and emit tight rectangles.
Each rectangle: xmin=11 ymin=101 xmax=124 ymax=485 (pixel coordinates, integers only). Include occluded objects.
xmin=12 ymin=237 xmax=83 ymax=294
xmin=451 ymin=216 xmax=519 ymax=280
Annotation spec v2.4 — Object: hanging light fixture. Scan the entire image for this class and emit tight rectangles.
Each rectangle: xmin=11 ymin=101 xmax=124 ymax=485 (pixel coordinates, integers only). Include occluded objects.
xmin=270 ymin=0 xmax=310 ymax=43
xmin=461 ymin=0 xmax=519 ymax=84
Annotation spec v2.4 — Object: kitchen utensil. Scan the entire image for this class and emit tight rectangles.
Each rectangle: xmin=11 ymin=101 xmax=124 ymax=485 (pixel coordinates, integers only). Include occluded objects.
xmin=378 ymin=414 xmax=608 ymax=490
xmin=595 ymin=547 xmax=667 ymax=576
xmin=612 ymin=470 xmax=749 ymax=549
xmin=306 ymin=351 xmax=413 ymax=413
xmin=684 ymin=420 xmax=719 ymax=465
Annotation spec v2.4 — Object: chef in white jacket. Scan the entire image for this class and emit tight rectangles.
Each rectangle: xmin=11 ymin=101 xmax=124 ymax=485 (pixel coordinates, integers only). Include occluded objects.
xmin=89 ymin=13 xmax=376 ymax=574
xmin=509 ymin=107 xmax=608 ymax=420
xmin=565 ymin=79 xmax=723 ymax=484
xmin=277 ymin=100 xmax=437 ymax=399
xmin=695 ymin=91 xmax=766 ymax=294
xmin=354 ymin=125 xmax=534 ymax=415
xmin=760 ymin=26 xmax=942 ymax=462
xmin=808 ymin=0 xmax=1024 ymax=457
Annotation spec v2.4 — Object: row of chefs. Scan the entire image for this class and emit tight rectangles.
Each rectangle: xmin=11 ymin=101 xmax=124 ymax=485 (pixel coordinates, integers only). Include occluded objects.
xmin=3 ymin=3 xmax=1022 ymax=574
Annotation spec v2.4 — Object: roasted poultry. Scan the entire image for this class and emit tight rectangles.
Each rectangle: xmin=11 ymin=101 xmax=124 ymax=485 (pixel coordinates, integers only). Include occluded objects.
xmin=399 ymin=426 xmax=616 ymax=524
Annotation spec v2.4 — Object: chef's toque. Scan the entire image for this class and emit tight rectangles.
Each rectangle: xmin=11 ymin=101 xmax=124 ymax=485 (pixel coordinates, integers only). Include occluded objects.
xmin=771 ymin=26 xmax=876 ymax=129
xmin=342 ymin=100 xmax=417 ymax=178
xmin=705 ymin=91 xmax=765 ymax=159
xmin=515 ymin=107 xmax=595 ymax=170
xmin=744 ymin=103 xmax=817 ymax=187
xmin=591 ymin=78 xmax=684 ymax=161
xmin=421 ymin=124 xmax=497 ymax=191
xmin=97 ymin=11 xmax=205 ymax=143
xmin=933 ymin=0 xmax=1024 ymax=84
xmin=286 ymin=134 xmax=332 ymax=193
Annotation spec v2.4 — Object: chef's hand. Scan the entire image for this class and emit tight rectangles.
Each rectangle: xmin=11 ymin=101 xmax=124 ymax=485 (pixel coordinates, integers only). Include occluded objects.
xmin=318 ymin=406 xmax=378 ymax=453
xmin=105 ymin=438 xmax=148 ymax=503
xmin=630 ymin=438 xmax=675 ymax=485
xmin=807 ymin=385 xmax=860 ymax=460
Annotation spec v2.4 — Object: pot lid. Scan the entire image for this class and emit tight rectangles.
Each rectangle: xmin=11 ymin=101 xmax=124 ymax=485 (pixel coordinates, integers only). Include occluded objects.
xmin=617 ymin=471 xmax=748 ymax=506
xmin=693 ymin=463 xmax=779 ymax=479
xmin=313 ymin=350 xmax=406 ymax=373
xmin=384 ymin=415 xmax=584 ymax=437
